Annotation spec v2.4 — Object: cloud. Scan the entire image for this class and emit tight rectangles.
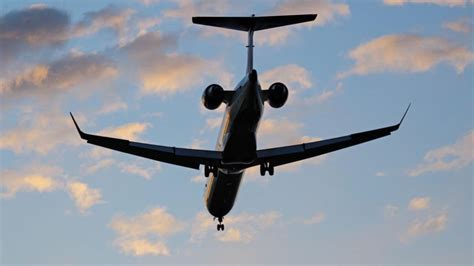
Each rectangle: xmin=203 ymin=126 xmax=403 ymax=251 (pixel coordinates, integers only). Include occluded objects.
xmin=190 ymin=211 xmax=280 ymax=243
xmin=0 ymin=110 xmax=82 ymax=154
xmin=383 ymin=0 xmax=468 ymax=7
xmin=1 ymin=165 xmax=62 ymax=198
xmin=0 ymin=53 xmax=117 ymax=99
xmin=191 ymin=175 xmax=206 ymax=183
xmin=72 ymin=5 xmax=135 ymax=40
xmin=409 ymin=130 xmax=473 ymax=176
xmin=84 ymin=159 xmax=116 ymax=174
xmin=375 ymin=171 xmax=387 ymax=177
xmin=408 ymin=197 xmax=431 ymax=210
xmin=339 ymin=34 xmax=474 ymax=78
xmin=67 ymin=181 xmax=103 ymax=214
xmin=260 ymin=64 xmax=313 ymax=90
xmin=114 ymin=238 xmax=170 ymax=256
xmin=121 ymin=31 xmax=233 ymax=96
xmin=109 ymin=206 xmax=185 ymax=256
xmin=401 ymin=212 xmax=448 ymax=242
xmin=303 ymin=212 xmax=326 ymax=224
xmin=87 ymin=122 xmax=151 ymax=159
xmin=442 ymin=17 xmax=473 ymax=33
xmin=0 ymin=5 xmax=70 ymax=61
xmin=384 ymin=204 xmax=399 ymax=218
xmin=119 ymin=162 xmax=161 ymax=180
xmin=97 ymin=99 xmax=128 ymax=114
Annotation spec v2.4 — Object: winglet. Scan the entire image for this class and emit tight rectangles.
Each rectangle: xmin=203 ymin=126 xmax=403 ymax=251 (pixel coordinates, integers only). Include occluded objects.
xmin=399 ymin=103 xmax=411 ymax=126
xmin=69 ymin=112 xmax=86 ymax=139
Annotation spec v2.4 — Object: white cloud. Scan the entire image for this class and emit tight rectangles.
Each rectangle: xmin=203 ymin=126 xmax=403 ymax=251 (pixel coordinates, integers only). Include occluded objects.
xmin=84 ymin=159 xmax=115 ymax=174
xmin=408 ymin=197 xmax=431 ymax=211
xmin=1 ymin=165 xmax=62 ymax=198
xmin=401 ymin=212 xmax=448 ymax=242
xmin=109 ymin=206 xmax=185 ymax=256
xmin=375 ymin=171 xmax=387 ymax=177
xmin=303 ymin=212 xmax=326 ymax=224
xmin=339 ymin=34 xmax=474 ymax=78
xmin=409 ymin=130 xmax=473 ymax=176
xmin=442 ymin=17 xmax=472 ymax=33
xmin=67 ymin=181 xmax=103 ymax=213
xmin=384 ymin=204 xmax=399 ymax=218
xmin=384 ymin=0 xmax=468 ymax=7
xmin=190 ymin=211 xmax=280 ymax=243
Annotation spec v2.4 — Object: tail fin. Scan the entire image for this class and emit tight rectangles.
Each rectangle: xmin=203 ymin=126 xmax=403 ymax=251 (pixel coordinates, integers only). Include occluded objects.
xmin=192 ymin=14 xmax=317 ymax=74
xmin=192 ymin=14 xmax=317 ymax=31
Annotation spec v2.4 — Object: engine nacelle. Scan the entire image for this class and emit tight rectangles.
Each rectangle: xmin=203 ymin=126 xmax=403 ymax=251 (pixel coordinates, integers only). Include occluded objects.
xmin=202 ymin=84 xmax=224 ymax=110
xmin=267 ymin=82 xmax=288 ymax=108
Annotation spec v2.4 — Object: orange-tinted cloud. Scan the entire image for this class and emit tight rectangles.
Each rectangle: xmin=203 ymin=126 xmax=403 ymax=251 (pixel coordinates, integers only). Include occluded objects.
xmin=67 ymin=181 xmax=104 ymax=214
xmin=384 ymin=0 xmax=468 ymax=7
xmin=339 ymin=34 xmax=474 ymax=78
xmin=442 ymin=17 xmax=473 ymax=33
xmin=1 ymin=165 xmax=62 ymax=198
xmin=409 ymin=129 xmax=473 ymax=176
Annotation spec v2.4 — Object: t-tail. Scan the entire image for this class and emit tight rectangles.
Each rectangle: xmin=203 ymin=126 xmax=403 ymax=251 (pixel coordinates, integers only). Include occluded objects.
xmin=192 ymin=14 xmax=317 ymax=74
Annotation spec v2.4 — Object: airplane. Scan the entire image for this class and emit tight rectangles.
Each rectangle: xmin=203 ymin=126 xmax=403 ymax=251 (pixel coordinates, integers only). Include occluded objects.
xmin=70 ymin=14 xmax=410 ymax=231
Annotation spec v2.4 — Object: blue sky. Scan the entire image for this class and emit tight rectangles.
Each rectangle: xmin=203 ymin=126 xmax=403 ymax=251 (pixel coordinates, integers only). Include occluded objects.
xmin=0 ymin=0 xmax=472 ymax=264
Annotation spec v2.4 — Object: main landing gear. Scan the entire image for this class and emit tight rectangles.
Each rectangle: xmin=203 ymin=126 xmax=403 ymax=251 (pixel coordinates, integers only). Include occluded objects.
xmin=204 ymin=165 xmax=218 ymax=177
xmin=260 ymin=162 xmax=274 ymax=176
xmin=216 ymin=217 xmax=225 ymax=231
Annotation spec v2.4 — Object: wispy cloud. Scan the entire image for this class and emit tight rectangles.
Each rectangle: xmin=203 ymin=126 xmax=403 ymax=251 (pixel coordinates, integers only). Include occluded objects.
xmin=303 ymin=212 xmax=326 ymax=224
xmin=442 ymin=17 xmax=473 ymax=33
xmin=338 ymin=34 xmax=474 ymax=78
xmin=408 ymin=197 xmax=431 ymax=211
xmin=190 ymin=211 xmax=280 ymax=243
xmin=401 ymin=211 xmax=448 ymax=242
xmin=109 ymin=206 xmax=185 ymax=256
xmin=67 ymin=181 xmax=104 ymax=214
xmin=384 ymin=0 xmax=468 ymax=7
xmin=384 ymin=204 xmax=399 ymax=218
xmin=260 ymin=64 xmax=313 ymax=90
xmin=409 ymin=129 xmax=473 ymax=176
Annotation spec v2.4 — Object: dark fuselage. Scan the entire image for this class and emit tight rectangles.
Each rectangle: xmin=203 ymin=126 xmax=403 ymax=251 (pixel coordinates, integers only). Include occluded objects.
xmin=204 ymin=69 xmax=263 ymax=218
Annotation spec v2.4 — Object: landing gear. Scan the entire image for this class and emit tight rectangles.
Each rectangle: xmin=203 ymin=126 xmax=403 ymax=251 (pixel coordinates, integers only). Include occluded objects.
xmin=260 ymin=162 xmax=274 ymax=176
xmin=204 ymin=165 xmax=218 ymax=177
xmin=216 ymin=217 xmax=225 ymax=231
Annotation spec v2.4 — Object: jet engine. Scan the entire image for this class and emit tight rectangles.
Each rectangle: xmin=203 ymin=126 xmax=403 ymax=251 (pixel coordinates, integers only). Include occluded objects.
xmin=267 ymin=82 xmax=288 ymax=108
xmin=202 ymin=84 xmax=224 ymax=110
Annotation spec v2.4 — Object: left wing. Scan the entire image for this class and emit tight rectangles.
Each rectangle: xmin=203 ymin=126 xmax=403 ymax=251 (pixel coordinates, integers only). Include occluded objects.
xmin=252 ymin=105 xmax=410 ymax=168
xmin=70 ymin=113 xmax=221 ymax=170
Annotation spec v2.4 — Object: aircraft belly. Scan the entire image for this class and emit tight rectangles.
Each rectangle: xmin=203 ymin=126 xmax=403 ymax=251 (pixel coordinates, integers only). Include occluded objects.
xmin=205 ymin=170 xmax=243 ymax=217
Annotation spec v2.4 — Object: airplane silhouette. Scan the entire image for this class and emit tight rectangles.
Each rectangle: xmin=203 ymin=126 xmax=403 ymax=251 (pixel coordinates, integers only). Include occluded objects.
xmin=71 ymin=14 xmax=410 ymax=231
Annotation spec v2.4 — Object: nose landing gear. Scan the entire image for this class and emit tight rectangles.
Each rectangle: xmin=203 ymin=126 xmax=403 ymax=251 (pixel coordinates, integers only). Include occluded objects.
xmin=216 ymin=217 xmax=225 ymax=231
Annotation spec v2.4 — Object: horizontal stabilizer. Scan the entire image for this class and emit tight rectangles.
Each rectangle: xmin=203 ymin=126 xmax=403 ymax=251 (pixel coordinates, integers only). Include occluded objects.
xmin=192 ymin=14 xmax=317 ymax=32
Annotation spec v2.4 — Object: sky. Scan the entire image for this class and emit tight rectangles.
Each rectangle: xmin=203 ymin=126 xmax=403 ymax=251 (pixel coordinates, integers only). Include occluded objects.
xmin=0 ymin=0 xmax=472 ymax=264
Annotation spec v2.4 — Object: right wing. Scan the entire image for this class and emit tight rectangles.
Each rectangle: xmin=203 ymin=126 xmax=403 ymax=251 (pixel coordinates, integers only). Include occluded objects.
xmin=70 ymin=113 xmax=222 ymax=170
xmin=253 ymin=105 xmax=410 ymax=168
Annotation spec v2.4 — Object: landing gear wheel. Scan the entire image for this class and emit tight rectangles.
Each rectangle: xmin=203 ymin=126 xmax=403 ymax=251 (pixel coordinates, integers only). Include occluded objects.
xmin=260 ymin=162 xmax=274 ymax=176
xmin=205 ymin=165 xmax=218 ymax=177
xmin=216 ymin=217 xmax=224 ymax=231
